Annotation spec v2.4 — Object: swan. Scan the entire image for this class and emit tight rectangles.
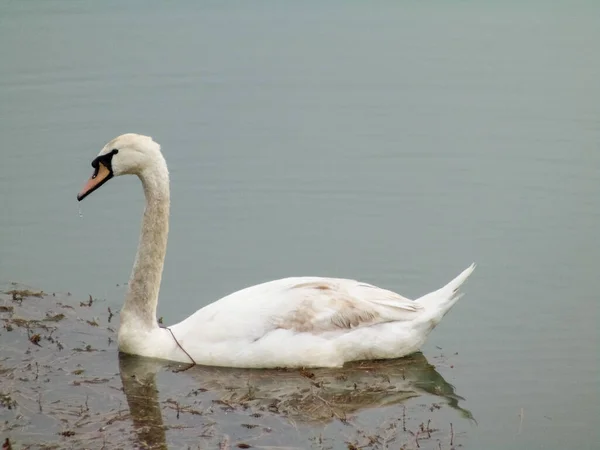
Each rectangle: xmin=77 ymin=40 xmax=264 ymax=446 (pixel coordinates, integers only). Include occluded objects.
xmin=77 ymin=133 xmax=475 ymax=368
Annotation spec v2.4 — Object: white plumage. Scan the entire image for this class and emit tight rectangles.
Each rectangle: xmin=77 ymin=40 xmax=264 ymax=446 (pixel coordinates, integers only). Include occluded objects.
xmin=78 ymin=133 xmax=475 ymax=368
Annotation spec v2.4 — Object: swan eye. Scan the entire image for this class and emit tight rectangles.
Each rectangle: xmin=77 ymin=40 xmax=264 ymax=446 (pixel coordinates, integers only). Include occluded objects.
xmin=92 ymin=149 xmax=119 ymax=168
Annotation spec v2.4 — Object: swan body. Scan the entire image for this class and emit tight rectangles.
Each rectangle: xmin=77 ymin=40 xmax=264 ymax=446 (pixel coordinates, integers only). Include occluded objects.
xmin=78 ymin=134 xmax=475 ymax=368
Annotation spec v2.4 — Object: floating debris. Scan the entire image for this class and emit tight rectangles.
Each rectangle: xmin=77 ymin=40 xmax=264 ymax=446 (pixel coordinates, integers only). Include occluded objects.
xmin=80 ymin=295 xmax=93 ymax=307
xmin=1 ymin=393 xmax=17 ymax=409
xmin=44 ymin=313 xmax=66 ymax=322
xmin=0 ymin=285 xmax=472 ymax=449
xmin=29 ymin=333 xmax=41 ymax=346
xmin=6 ymin=289 xmax=44 ymax=299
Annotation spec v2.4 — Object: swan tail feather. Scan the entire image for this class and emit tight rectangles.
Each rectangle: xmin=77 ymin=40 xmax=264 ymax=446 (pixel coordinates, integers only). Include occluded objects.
xmin=415 ymin=263 xmax=476 ymax=321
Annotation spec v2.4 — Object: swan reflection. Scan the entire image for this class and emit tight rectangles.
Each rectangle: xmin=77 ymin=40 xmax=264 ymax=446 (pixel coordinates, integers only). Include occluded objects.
xmin=119 ymin=352 xmax=472 ymax=448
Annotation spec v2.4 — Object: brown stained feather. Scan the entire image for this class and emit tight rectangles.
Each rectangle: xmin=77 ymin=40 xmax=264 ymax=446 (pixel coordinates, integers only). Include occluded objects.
xmin=276 ymin=282 xmax=385 ymax=332
xmin=290 ymin=281 xmax=333 ymax=291
xmin=329 ymin=300 xmax=379 ymax=329
xmin=275 ymin=304 xmax=318 ymax=333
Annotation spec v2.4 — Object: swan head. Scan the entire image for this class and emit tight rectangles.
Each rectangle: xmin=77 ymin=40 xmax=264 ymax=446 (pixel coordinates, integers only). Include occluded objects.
xmin=77 ymin=133 xmax=162 ymax=201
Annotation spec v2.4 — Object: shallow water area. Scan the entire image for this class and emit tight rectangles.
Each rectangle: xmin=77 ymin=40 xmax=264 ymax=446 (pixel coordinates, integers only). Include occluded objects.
xmin=0 ymin=286 xmax=471 ymax=449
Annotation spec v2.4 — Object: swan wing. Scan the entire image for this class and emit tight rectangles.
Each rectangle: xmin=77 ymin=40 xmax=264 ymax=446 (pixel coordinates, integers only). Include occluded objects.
xmin=175 ymin=277 xmax=423 ymax=340
xmin=272 ymin=278 xmax=422 ymax=333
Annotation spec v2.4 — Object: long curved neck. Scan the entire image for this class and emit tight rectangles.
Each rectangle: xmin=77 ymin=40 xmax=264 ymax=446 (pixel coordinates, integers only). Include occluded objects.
xmin=120 ymin=157 xmax=170 ymax=332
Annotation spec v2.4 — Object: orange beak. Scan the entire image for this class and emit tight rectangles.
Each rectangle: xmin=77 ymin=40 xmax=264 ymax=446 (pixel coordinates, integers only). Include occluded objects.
xmin=77 ymin=162 xmax=112 ymax=201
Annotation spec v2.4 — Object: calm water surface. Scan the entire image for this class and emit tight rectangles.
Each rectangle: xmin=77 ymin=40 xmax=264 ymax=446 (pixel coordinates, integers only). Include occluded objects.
xmin=1 ymin=1 xmax=599 ymax=448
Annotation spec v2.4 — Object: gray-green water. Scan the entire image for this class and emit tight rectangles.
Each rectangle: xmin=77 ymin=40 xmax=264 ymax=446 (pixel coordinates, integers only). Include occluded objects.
xmin=1 ymin=1 xmax=599 ymax=448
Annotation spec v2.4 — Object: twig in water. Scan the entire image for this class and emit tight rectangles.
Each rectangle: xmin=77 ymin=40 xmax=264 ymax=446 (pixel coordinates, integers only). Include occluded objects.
xmin=450 ymin=422 xmax=454 ymax=447
xmin=172 ymin=363 xmax=195 ymax=373
xmin=165 ymin=327 xmax=196 ymax=367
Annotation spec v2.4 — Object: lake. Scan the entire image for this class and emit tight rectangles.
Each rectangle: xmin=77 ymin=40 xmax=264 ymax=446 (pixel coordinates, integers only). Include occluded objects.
xmin=1 ymin=1 xmax=599 ymax=449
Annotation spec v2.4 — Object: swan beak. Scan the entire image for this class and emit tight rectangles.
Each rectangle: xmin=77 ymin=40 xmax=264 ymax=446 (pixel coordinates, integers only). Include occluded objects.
xmin=77 ymin=162 xmax=113 ymax=201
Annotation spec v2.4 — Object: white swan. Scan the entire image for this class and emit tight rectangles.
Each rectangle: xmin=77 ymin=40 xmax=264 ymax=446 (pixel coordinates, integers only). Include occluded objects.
xmin=77 ymin=133 xmax=475 ymax=368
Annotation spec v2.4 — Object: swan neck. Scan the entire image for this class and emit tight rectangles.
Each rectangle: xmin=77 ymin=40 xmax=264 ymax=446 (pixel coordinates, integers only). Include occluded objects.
xmin=120 ymin=159 xmax=170 ymax=332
